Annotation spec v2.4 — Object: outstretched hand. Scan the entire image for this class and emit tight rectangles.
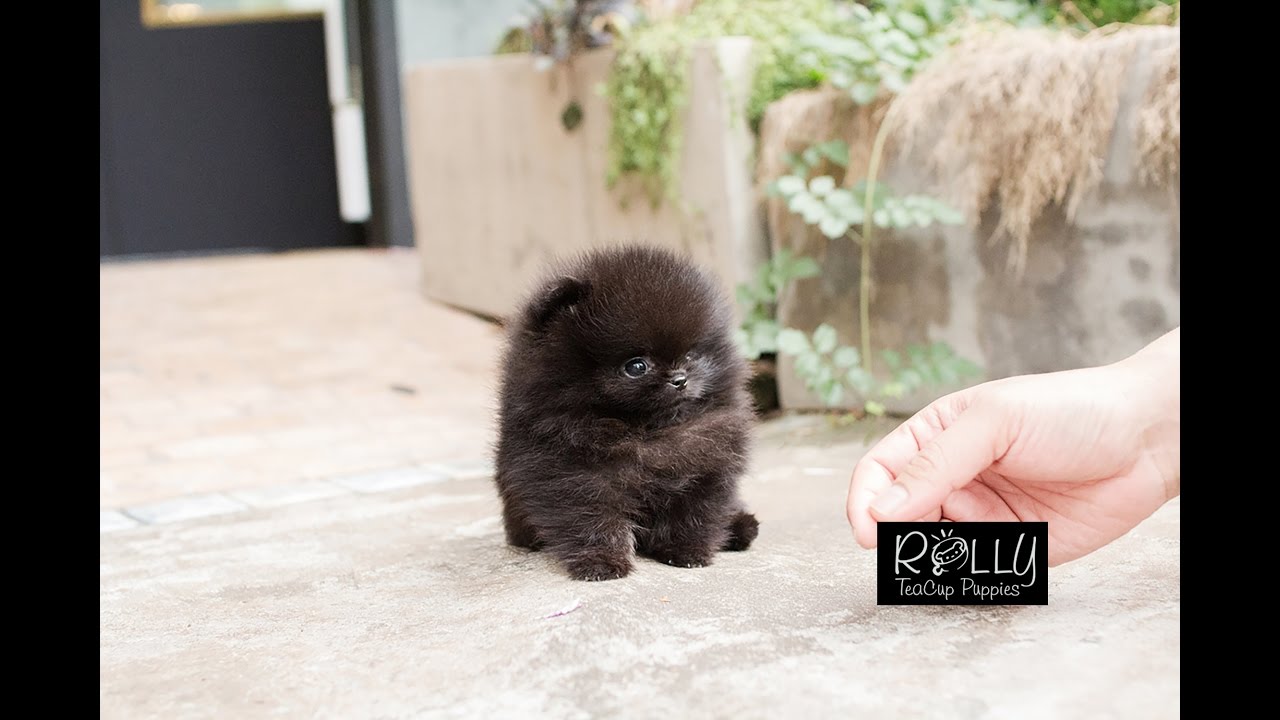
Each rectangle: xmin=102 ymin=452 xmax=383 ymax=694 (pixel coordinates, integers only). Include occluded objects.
xmin=846 ymin=328 xmax=1179 ymax=566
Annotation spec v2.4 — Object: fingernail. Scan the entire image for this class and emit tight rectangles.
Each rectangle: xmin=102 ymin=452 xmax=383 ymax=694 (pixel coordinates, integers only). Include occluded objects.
xmin=871 ymin=484 xmax=909 ymax=516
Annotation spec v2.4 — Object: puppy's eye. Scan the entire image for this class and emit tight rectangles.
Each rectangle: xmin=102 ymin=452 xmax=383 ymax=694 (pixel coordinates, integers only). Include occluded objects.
xmin=623 ymin=358 xmax=649 ymax=378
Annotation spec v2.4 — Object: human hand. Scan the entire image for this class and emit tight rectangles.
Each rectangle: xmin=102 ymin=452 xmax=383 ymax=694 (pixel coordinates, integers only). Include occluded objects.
xmin=846 ymin=328 xmax=1179 ymax=566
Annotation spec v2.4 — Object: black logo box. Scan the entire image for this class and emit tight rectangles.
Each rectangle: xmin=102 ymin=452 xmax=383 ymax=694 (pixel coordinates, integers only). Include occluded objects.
xmin=877 ymin=522 xmax=1049 ymax=606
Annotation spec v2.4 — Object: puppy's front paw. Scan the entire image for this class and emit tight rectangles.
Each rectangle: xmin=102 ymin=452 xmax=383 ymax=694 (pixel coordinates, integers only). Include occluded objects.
xmin=650 ymin=549 xmax=714 ymax=569
xmin=565 ymin=554 xmax=633 ymax=582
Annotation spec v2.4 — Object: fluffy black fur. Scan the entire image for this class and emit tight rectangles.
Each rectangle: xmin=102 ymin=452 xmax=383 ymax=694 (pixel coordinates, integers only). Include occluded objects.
xmin=493 ymin=244 xmax=759 ymax=581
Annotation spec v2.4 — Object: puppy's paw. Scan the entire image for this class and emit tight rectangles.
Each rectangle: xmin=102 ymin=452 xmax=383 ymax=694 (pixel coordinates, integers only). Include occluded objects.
xmin=565 ymin=554 xmax=633 ymax=582
xmin=722 ymin=511 xmax=759 ymax=552
xmin=650 ymin=548 xmax=714 ymax=569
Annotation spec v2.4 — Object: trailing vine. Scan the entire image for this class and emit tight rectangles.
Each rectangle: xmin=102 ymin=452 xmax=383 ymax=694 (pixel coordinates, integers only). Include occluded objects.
xmin=604 ymin=0 xmax=852 ymax=205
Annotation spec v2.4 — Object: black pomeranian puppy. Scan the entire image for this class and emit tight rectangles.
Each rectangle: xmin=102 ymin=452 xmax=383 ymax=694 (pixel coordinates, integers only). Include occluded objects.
xmin=494 ymin=244 xmax=759 ymax=581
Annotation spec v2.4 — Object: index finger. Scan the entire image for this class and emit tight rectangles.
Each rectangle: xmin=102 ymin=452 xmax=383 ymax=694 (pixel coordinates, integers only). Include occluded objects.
xmin=846 ymin=394 xmax=966 ymax=549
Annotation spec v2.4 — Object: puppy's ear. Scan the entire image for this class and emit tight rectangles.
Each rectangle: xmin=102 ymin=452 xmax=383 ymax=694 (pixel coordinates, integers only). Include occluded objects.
xmin=528 ymin=277 xmax=589 ymax=330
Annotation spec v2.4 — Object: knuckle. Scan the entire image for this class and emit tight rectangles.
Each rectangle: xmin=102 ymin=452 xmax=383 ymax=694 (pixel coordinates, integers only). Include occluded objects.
xmin=903 ymin=442 xmax=949 ymax=489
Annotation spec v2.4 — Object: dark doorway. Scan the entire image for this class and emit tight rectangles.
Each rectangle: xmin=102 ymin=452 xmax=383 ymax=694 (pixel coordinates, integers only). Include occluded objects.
xmin=100 ymin=1 xmax=365 ymax=258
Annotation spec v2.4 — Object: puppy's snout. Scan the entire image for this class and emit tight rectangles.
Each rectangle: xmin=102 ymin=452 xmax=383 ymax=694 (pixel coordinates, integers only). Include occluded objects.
xmin=668 ymin=372 xmax=688 ymax=389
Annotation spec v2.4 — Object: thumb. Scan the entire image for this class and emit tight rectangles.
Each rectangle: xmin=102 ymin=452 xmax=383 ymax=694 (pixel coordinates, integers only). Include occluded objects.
xmin=868 ymin=408 xmax=1004 ymax=522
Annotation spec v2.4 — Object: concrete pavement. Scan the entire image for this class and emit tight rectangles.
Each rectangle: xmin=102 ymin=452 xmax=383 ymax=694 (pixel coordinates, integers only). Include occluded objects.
xmin=100 ymin=250 xmax=1179 ymax=718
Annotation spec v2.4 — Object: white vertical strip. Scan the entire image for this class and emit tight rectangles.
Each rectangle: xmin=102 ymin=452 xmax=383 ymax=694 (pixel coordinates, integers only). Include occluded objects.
xmin=324 ymin=1 xmax=371 ymax=222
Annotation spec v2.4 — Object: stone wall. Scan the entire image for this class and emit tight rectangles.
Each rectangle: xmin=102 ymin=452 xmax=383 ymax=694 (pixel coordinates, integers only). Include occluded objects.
xmin=763 ymin=33 xmax=1180 ymax=412
xmin=402 ymin=39 xmax=767 ymax=320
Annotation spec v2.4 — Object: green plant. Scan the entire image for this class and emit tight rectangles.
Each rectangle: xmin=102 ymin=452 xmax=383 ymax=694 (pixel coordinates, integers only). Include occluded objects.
xmin=776 ymin=325 xmax=980 ymax=410
xmin=733 ymin=248 xmax=820 ymax=361
xmin=772 ymin=174 xmax=964 ymax=241
xmin=496 ymin=1 xmax=638 ymax=67
xmin=746 ymin=2 xmax=1034 ymax=414
xmin=601 ymin=0 xmax=1047 ymax=205
xmin=1034 ymin=0 xmax=1178 ymax=27
xmin=767 ymin=135 xmax=965 ymax=357
xmin=799 ymin=0 xmax=1041 ymax=105
xmin=603 ymin=0 xmax=850 ymax=204
xmin=760 ymin=134 xmax=981 ymax=415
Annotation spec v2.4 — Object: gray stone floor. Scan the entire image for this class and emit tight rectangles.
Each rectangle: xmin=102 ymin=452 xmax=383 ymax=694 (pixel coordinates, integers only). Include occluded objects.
xmin=101 ymin=251 xmax=1179 ymax=718
xmin=99 ymin=414 xmax=1180 ymax=719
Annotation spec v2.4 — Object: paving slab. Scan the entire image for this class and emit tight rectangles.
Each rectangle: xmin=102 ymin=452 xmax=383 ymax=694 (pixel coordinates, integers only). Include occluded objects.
xmin=99 ymin=419 xmax=1180 ymax=719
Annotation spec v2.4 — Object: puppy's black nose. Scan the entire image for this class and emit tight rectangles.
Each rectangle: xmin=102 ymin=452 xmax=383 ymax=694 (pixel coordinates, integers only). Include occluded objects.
xmin=669 ymin=372 xmax=688 ymax=389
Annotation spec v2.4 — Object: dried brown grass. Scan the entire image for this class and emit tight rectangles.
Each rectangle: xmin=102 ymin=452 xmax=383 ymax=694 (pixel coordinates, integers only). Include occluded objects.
xmin=1136 ymin=41 xmax=1179 ymax=186
xmin=889 ymin=23 xmax=1179 ymax=273
xmin=756 ymin=23 xmax=1180 ymax=276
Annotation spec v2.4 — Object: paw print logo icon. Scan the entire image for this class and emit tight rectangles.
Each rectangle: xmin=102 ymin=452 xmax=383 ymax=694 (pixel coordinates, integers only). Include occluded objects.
xmin=930 ymin=528 xmax=967 ymax=576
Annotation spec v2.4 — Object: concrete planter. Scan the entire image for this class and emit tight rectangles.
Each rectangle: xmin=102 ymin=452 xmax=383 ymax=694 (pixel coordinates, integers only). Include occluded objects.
xmin=402 ymin=38 xmax=766 ymax=320
xmin=762 ymin=35 xmax=1180 ymax=413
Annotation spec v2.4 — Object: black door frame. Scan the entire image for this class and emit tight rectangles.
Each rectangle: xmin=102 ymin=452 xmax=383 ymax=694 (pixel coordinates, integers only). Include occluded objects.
xmin=354 ymin=0 xmax=415 ymax=249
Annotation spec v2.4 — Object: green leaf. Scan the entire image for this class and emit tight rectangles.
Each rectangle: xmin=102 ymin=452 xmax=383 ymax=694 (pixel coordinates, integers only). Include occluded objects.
xmin=922 ymin=0 xmax=947 ymax=25
xmin=880 ymin=49 xmax=917 ymax=70
xmin=882 ymin=349 xmax=902 ymax=370
xmin=864 ymin=400 xmax=886 ymax=417
xmin=906 ymin=345 xmax=927 ymax=367
xmin=818 ymin=140 xmax=850 ymax=167
xmin=886 ymin=29 xmax=918 ymax=56
xmin=889 ymin=205 xmax=912 ymax=228
xmin=833 ymin=202 xmax=865 ymax=225
xmin=801 ymin=202 xmax=827 ymax=225
xmin=918 ymin=361 xmax=942 ymax=386
xmin=850 ymin=81 xmax=879 ymax=105
xmin=825 ymin=188 xmax=856 ymax=208
xmin=809 ymin=175 xmax=836 ymax=196
xmin=933 ymin=202 xmax=965 ymax=225
xmin=790 ymin=192 xmax=821 ymax=214
xmin=790 ymin=257 xmax=821 ymax=279
xmin=827 ymin=70 xmax=854 ymax=90
xmin=850 ymin=4 xmax=873 ymax=22
xmin=833 ymin=346 xmax=861 ymax=368
xmin=954 ymin=358 xmax=983 ymax=378
xmin=846 ymin=367 xmax=875 ymax=394
xmin=755 ymin=263 xmax=774 ymax=294
xmin=749 ymin=319 xmax=780 ymax=354
xmin=895 ymin=11 xmax=929 ymax=38
xmin=812 ymin=363 xmax=834 ymax=387
xmin=872 ymin=209 xmax=891 ymax=227
xmin=803 ymin=34 xmax=874 ymax=63
xmin=794 ymin=350 xmax=821 ymax=376
xmin=813 ymin=323 xmax=839 ymax=354
xmin=819 ymin=216 xmax=850 ymax=239
xmin=852 ymin=180 xmax=891 ymax=208
xmin=896 ymin=10 xmax=926 ymax=36
xmin=898 ymin=368 xmax=924 ymax=391
xmin=777 ymin=328 xmax=811 ymax=355
xmin=937 ymin=363 xmax=959 ymax=385
xmin=880 ymin=381 xmax=906 ymax=399
xmin=802 ymin=147 xmax=820 ymax=167
xmin=821 ymin=382 xmax=845 ymax=407
xmin=775 ymin=175 xmax=806 ymax=195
